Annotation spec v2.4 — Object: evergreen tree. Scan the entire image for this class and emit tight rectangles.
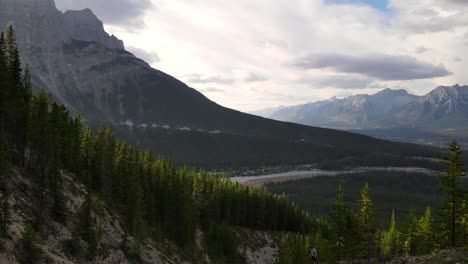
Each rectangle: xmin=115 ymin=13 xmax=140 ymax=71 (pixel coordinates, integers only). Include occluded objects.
xmin=330 ymin=184 xmax=348 ymax=261
xmin=402 ymin=210 xmax=418 ymax=256
xmin=78 ymin=193 xmax=102 ymax=259
xmin=358 ymin=183 xmax=376 ymax=263
xmin=414 ymin=207 xmax=436 ymax=255
xmin=381 ymin=210 xmax=401 ymax=259
xmin=440 ymin=140 xmax=466 ymax=248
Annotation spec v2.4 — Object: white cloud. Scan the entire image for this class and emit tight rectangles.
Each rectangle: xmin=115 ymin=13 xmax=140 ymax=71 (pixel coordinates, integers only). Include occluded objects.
xmin=92 ymin=0 xmax=468 ymax=111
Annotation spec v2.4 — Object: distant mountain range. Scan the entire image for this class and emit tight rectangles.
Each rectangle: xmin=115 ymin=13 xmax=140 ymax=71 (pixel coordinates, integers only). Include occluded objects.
xmin=0 ymin=0 xmax=441 ymax=168
xmin=253 ymin=84 xmax=468 ymax=145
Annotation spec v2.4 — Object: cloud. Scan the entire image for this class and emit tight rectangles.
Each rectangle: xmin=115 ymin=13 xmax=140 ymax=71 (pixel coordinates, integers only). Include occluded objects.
xmin=442 ymin=0 xmax=468 ymax=5
xmin=197 ymin=87 xmax=225 ymax=93
xmin=243 ymin=72 xmax=267 ymax=83
xmin=453 ymin=56 xmax=462 ymax=62
xmin=257 ymin=39 xmax=289 ymax=49
xmin=292 ymin=53 xmax=451 ymax=80
xmin=415 ymin=46 xmax=429 ymax=54
xmin=55 ymin=0 xmax=152 ymax=26
xmin=106 ymin=0 xmax=468 ymax=111
xmin=127 ymin=46 xmax=161 ymax=64
xmin=307 ymin=75 xmax=375 ymax=89
xmin=184 ymin=74 xmax=235 ymax=85
xmin=390 ymin=0 xmax=468 ymax=34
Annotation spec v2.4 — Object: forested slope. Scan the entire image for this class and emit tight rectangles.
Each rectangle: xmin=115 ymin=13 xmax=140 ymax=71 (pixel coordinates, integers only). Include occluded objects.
xmin=0 ymin=27 xmax=310 ymax=263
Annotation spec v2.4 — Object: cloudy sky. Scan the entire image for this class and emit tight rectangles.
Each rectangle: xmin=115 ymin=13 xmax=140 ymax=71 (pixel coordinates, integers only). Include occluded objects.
xmin=55 ymin=0 xmax=468 ymax=112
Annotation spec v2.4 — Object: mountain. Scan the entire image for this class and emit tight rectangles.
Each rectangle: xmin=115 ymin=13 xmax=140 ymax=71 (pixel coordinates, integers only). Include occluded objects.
xmin=0 ymin=0 xmax=440 ymax=168
xmin=251 ymin=105 xmax=287 ymax=118
xmin=396 ymin=84 xmax=468 ymax=129
xmin=266 ymin=88 xmax=419 ymax=129
xmin=256 ymin=85 xmax=468 ymax=146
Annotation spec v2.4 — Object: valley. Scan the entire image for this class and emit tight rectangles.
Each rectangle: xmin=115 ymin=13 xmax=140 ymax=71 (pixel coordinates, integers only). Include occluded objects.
xmin=0 ymin=0 xmax=467 ymax=263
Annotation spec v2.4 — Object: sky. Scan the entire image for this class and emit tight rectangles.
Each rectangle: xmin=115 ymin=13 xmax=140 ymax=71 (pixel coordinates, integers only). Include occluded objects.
xmin=54 ymin=0 xmax=468 ymax=112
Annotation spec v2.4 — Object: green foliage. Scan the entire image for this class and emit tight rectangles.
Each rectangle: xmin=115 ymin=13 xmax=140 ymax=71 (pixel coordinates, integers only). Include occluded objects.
xmin=401 ymin=210 xmax=417 ymax=256
xmin=414 ymin=207 xmax=437 ymax=255
xmin=380 ymin=210 xmax=401 ymax=259
xmin=440 ymin=140 xmax=466 ymax=248
xmin=78 ymin=193 xmax=102 ymax=259
xmin=358 ymin=183 xmax=377 ymax=263
xmin=277 ymin=234 xmax=309 ymax=264
xmin=5 ymin=26 xmax=467 ymax=262
xmin=205 ymin=224 xmax=245 ymax=264
xmin=277 ymin=231 xmax=335 ymax=264
xmin=266 ymin=171 xmax=468 ymax=223
xmin=17 ymin=225 xmax=43 ymax=264
xmin=0 ymin=27 xmax=313 ymax=260
xmin=330 ymin=184 xmax=348 ymax=261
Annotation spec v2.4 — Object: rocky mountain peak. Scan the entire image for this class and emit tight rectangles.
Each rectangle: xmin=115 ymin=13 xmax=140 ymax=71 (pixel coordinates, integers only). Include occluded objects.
xmin=63 ymin=8 xmax=124 ymax=50
xmin=375 ymin=88 xmax=410 ymax=97
xmin=0 ymin=0 xmax=124 ymax=52
xmin=397 ymin=84 xmax=468 ymax=124
xmin=426 ymin=85 xmax=468 ymax=105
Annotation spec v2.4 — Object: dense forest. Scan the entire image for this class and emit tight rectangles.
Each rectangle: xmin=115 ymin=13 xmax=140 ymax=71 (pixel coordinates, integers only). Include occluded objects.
xmin=276 ymin=141 xmax=468 ymax=263
xmin=0 ymin=26 xmax=313 ymax=263
xmin=119 ymin=126 xmax=445 ymax=170
xmin=267 ymin=171 xmax=468 ymax=222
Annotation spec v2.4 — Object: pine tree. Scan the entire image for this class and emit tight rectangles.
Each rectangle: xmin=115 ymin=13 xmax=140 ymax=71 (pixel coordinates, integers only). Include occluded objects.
xmin=415 ymin=207 xmax=436 ymax=255
xmin=358 ymin=182 xmax=376 ymax=263
xmin=21 ymin=64 xmax=32 ymax=166
xmin=402 ymin=210 xmax=417 ymax=256
xmin=381 ymin=210 xmax=401 ymax=259
xmin=5 ymin=25 xmax=16 ymax=70
xmin=330 ymin=184 xmax=348 ymax=261
xmin=0 ymin=33 xmax=8 ymax=162
xmin=440 ymin=140 xmax=466 ymax=248
xmin=79 ymin=193 xmax=102 ymax=259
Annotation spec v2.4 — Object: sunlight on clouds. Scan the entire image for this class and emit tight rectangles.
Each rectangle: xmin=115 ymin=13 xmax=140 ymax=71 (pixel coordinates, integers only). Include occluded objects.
xmin=95 ymin=0 xmax=468 ymax=111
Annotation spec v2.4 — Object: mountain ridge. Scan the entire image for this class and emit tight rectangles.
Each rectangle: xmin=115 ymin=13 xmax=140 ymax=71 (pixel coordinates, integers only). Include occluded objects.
xmin=263 ymin=88 xmax=420 ymax=129
xmin=255 ymin=85 xmax=468 ymax=135
xmin=0 ymin=0 xmax=441 ymax=168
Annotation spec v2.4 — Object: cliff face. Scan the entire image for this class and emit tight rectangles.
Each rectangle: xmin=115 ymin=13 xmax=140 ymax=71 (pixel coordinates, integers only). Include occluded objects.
xmin=0 ymin=0 xmax=123 ymax=50
xmin=0 ymin=0 xmax=126 ymax=115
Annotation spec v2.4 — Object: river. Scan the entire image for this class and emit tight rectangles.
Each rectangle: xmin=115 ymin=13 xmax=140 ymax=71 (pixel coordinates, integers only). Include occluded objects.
xmin=230 ymin=167 xmax=440 ymax=187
